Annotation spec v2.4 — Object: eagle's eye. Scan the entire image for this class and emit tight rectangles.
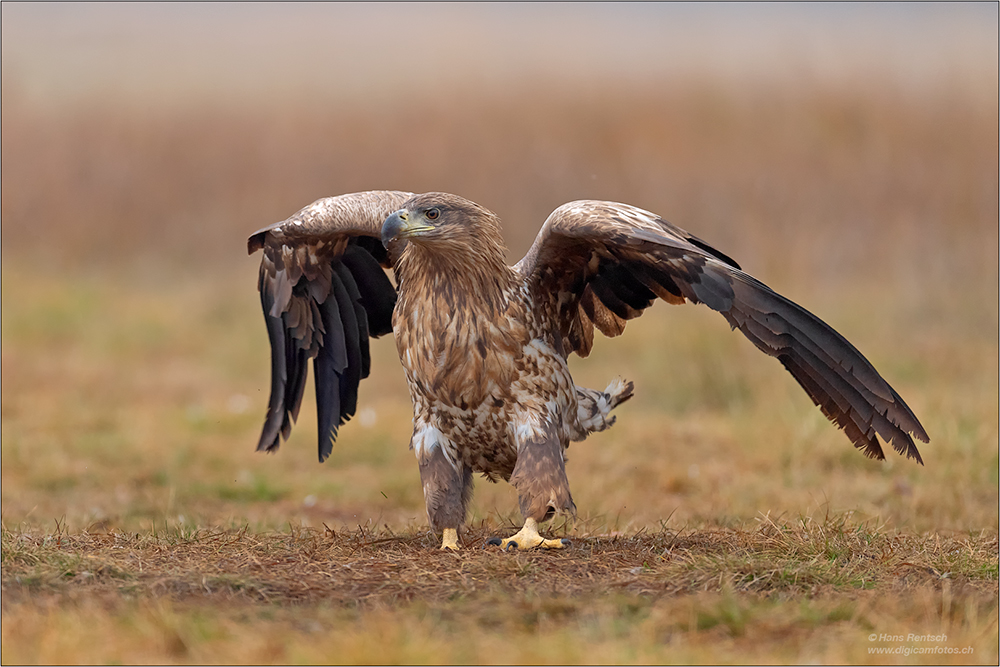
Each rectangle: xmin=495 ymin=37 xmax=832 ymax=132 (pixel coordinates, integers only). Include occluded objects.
xmin=425 ymin=207 xmax=440 ymax=221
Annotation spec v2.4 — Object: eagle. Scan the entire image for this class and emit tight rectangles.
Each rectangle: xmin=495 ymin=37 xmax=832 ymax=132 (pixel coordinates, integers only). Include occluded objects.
xmin=248 ymin=191 xmax=928 ymax=551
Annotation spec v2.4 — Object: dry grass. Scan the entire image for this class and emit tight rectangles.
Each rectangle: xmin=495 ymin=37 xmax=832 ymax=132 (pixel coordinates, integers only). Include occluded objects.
xmin=1 ymin=18 xmax=997 ymax=662
xmin=2 ymin=520 xmax=997 ymax=664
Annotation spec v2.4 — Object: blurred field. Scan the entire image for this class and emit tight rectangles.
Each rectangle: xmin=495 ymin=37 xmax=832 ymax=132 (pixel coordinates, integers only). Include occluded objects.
xmin=2 ymin=4 xmax=998 ymax=664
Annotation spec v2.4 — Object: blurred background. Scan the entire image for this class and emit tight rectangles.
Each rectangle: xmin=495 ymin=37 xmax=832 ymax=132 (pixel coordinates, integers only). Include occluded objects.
xmin=2 ymin=3 xmax=997 ymax=534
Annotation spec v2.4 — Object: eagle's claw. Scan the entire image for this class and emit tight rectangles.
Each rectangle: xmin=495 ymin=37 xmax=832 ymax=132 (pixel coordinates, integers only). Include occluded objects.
xmin=439 ymin=528 xmax=460 ymax=551
xmin=488 ymin=518 xmax=570 ymax=551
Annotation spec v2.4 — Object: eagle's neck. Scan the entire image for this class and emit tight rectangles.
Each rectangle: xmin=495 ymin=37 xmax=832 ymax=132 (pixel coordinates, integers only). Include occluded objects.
xmin=393 ymin=239 xmax=525 ymax=407
xmin=395 ymin=239 xmax=516 ymax=315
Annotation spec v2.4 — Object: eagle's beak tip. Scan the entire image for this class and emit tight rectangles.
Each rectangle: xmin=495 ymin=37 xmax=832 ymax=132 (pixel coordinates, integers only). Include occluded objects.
xmin=381 ymin=210 xmax=405 ymax=249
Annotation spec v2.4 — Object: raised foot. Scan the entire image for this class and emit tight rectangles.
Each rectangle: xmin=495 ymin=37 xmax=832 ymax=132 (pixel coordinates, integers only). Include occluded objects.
xmin=486 ymin=518 xmax=571 ymax=551
xmin=440 ymin=528 xmax=460 ymax=551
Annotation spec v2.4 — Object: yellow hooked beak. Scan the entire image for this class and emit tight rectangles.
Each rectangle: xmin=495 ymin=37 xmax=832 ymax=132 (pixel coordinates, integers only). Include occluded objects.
xmin=381 ymin=209 xmax=435 ymax=248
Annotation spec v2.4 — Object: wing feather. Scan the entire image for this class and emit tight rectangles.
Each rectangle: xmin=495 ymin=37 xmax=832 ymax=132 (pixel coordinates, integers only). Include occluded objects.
xmin=334 ymin=262 xmax=370 ymax=375
xmin=258 ymin=273 xmax=290 ymax=450
xmin=517 ymin=200 xmax=928 ymax=463
xmin=329 ymin=268 xmax=363 ymax=424
xmin=250 ymin=190 xmax=413 ymax=460
xmin=314 ymin=279 xmax=347 ymax=462
xmin=339 ymin=243 xmax=397 ymax=337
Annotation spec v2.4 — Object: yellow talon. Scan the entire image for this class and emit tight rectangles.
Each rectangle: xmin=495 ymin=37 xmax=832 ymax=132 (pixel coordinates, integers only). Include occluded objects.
xmin=495 ymin=518 xmax=569 ymax=550
xmin=440 ymin=527 xmax=460 ymax=551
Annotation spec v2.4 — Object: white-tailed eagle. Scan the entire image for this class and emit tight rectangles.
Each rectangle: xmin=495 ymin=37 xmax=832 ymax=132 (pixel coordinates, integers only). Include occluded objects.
xmin=248 ymin=191 xmax=928 ymax=550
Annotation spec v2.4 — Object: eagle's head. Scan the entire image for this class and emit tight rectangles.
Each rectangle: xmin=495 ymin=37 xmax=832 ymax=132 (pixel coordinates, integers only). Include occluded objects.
xmin=381 ymin=192 xmax=505 ymax=259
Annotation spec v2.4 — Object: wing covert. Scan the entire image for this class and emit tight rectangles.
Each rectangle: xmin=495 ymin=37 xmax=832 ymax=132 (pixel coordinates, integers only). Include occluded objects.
xmin=249 ymin=190 xmax=413 ymax=461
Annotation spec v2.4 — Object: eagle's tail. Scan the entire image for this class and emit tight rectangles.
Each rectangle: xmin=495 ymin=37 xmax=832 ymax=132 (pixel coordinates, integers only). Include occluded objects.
xmin=571 ymin=377 xmax=634 ymax=441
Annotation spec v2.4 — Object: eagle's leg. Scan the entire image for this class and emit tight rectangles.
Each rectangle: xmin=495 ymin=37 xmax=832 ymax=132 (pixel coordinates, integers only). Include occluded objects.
xmin=491 ymin=422 xmax=575 ymax=550
xmin=417 ymin=441 xmax=473 ymax=551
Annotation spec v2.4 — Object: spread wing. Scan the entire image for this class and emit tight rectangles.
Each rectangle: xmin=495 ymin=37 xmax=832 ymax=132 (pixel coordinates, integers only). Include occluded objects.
xmin=516 ymin=200 xmax=928 ymax=463
xmin=248 ymin=191 xmax=413 ymax=461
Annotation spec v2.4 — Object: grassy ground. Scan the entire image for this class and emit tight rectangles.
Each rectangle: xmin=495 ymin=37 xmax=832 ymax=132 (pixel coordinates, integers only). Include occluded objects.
xmin=2 ymin=520 xmax=997 ymax=664
xmin=2 ymin=27 xmax=997 ymax=662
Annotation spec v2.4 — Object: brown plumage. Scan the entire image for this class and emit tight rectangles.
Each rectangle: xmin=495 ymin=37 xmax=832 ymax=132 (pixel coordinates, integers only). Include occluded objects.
xmin=248 ymin=191 xmax=929 ymax=550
